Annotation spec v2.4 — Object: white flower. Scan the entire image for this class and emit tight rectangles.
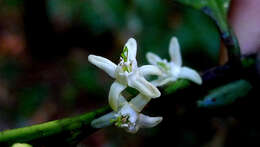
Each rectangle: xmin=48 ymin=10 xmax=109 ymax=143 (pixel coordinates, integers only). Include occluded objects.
xmin=91 ymin=88 xmax=160 ymax=133
xmin=88 ymin=38 xmax=162 ymax=111
xmin=146 ymin=37 xmax=202 ymax=86
xmin=91 ymin=102 xmax=162 ymax=134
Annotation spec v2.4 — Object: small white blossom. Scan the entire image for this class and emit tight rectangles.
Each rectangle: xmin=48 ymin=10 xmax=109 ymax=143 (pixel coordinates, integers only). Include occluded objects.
xmin=88 ymin=38 xmax=162 ymax=111
xmin=146 ymin=36 xmax=202 ymax=86
xmin=91 ymin=90 xmax=160 ymax=133
xmin=91 ymin=102 xmax=162 ymax=133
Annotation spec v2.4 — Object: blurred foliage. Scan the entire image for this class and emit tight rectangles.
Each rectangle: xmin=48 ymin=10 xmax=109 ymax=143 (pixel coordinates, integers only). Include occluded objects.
xmin=47 ymin=0 xmax=128 ymax=34
xmin=16 ymin=84 xmax=49 ymax=119
xmin=0 ymin=58 xmax=22 ymax=83
xmin=47 ymin=0 xmax=220 ymax=69
xmin=175 ymin=0 xmax=240 ymax=61
xmin=0 ymin=0 xmax=23 ymax=8
xmin=175 ymin=0 xmax=230 ymax=32
xmin=70 ymin=64 xmax=103 ymax=94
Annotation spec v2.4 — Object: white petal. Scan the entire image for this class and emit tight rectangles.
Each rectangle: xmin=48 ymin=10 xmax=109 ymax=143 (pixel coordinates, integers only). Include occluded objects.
xmin=146 ymin=52 xmax=163 ymax=65
xmin=169 ymin=37 xmax=182 ymax=66
xmin=91 ymin=112 xmax=116 ymax=128
xmin=179 ymin=67 xmax=202 ymax=85
xmin=129 ymin=94 xmax=152 ymax=112
xmin=138 ymin=114 xmax=162 ymax=128
xmin=118 ymin=103 xmax=138 ymax=123
xmin=125 ymin=126 xmax=140 ymax=134
xmin=115 ymin=67 xmax=129 ymax=85
xmin=151 ymin=77 xmax=176 ymax=86
xmin=139 ymin=65 xmax=162 ymax=77
xmin=109 ymin=81 xmax=127 ymax=111
xmin=118 ymin=95 xmax=128 ymax=106
xmin=125 ymin=38 xmax=137 ymax=62
xmin=88 ymin=55 xmax=117 ymax=78
xmin=129 ymin=76 xmax=161 ymax=98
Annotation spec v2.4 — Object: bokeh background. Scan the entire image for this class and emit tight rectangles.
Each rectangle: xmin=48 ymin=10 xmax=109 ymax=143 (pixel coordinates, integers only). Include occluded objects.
xmin=0 ymin=0 xmax=259 ymax=146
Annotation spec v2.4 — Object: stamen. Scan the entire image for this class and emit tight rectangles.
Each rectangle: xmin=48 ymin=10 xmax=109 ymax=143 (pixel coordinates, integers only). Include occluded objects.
xmin=121 ymin=46 xmax=128 ymax=62
xmin=113 ymin=114 xmax=130 ymax=127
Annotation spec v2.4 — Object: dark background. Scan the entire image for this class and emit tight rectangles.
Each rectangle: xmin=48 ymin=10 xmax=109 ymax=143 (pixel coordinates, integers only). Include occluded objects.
xmin=0 ymin=0 xmax=259 ymax=146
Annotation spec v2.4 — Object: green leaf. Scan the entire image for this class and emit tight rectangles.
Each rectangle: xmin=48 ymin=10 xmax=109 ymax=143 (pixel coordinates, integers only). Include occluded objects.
xmin=197 ymin=79 xmax=252 ymax=108
xmin=175 ymin=0 xmax=241 ymax=63
xmin=175 ymin=0 xmax=230 ymax=33
xmin=176 ymin=0 xmax=230 ymax=16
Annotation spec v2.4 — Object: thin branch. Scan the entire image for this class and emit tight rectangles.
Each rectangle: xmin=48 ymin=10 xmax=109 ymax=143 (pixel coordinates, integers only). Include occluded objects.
xmin=0 ymin=106 xmax=110 ymax=146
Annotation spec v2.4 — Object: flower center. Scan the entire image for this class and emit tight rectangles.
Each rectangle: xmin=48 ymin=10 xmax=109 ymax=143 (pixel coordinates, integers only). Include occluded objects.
xmin=120 ymin=60 xmax=133 ymax=73
xmin=121 ymin=46 xmax=128 ymax=62
xmin=157 ymin=61 xmax=170 ymax=72
xmin=111 ymin=114 xmax=131 ymax=127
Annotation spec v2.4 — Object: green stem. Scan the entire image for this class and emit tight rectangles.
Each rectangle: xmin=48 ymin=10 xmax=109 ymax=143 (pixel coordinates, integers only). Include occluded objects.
xmin=165 ymin=56 xmax=257 ymax=94
xmin=204 ymin=1 xmax=241 ymax=63
xmin=0 ymin=106 xmax=110 ymax=146
xmin=220 ymin=26 xmax=241 ymax=64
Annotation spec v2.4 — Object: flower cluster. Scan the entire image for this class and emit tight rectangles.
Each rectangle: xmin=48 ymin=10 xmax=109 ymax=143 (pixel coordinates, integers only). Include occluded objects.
xmin=89 ymin=36 xmax=202 ymax=133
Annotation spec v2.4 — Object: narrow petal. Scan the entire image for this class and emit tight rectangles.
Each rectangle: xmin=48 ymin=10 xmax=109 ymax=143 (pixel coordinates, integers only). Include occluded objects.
xmin=129 ymin=76 xmax=161 ymax=98
xmin=146 ymin=52 xmax=163 ymax=65
xmin=118 ymin=95 xmax=128 ymax=106
xmin=91 ymin=112 xmax=116 ymax=128
xmin=151 ymin=77 xmax=175 ymax=86
xmin=139 ymin=65 xmax=162 ymax=77
xmin=88 ymin=55 xmax=117 ymax=78
xmin=129 ymin=94 xmax=152 ymax=112
xmin=109 ymin=81 xmax=127 ymax=111
xmin=169 ymin=37 xmax=182 ymax=66
xmin=125 ymin=126 xmax=140 ymax=134
xmin=138 ymin=114 xmax=162 ymax=128
xmin=125 ymin=38 xmax=137 ymax=62
xmin=179 ymin=67 xmax=202 ymax=85
xmin=118 ymin=103 xmax=138 ymax=123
